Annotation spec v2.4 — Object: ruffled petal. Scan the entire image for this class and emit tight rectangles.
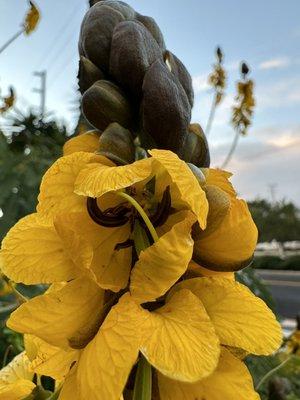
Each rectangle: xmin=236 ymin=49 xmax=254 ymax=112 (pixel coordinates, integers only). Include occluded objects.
xmin=158 ymin=348 xmax=260 ymax=400
xmin=77 ymin=294 xmax=147 ymax=400
xmin=0 ymin=214 xmax=83 ymax=284
xmin=37 ymin=152 xmax=111 ymax=221
xmin=171 ymin=277 xmax=282 ymax=355
xmin=25 ymin=335 xmax=78 ymax=381
xmin=63 ymin=131 xmax=100 ymax=155
xmin=141 ymin=289 xmax=220 ymax=382
xmin=149 ymin=149 xmax=208 ymax=229
xmin=130 ymin=213 xmax=195 ymax=303
xmin=74 ymin=157 xmax=153 ymax=198
xmin=8 ymin=276 xmax=104 ymax=350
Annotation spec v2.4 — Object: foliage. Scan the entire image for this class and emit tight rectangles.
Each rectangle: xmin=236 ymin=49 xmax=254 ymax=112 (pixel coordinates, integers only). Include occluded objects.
xmin=249 ymin=199 xmax=300 ymax=243
xmin=253 ymin=256 xmax=300 ymax=271
xmin=0 ymin=111 xmax=70 ymax=241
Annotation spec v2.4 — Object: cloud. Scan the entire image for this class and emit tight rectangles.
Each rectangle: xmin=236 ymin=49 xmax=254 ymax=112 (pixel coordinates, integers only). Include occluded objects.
xmin=192 ymin=73 xmax=210 ymax=93
xmin=209 ymin=125 xmax=300 ymax=204
xmin=256 ymin=76 xmax=300 ymax=110
xmin=258 ymin=57 xmax=291 ymax=70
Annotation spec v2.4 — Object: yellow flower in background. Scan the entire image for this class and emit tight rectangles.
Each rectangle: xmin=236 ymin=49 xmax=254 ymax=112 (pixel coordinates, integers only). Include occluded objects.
xmin=193 ymin=168 xmax=258 ymax=271
xmin=0 ymin=87 xmax=15 ymax=114
xmin=0 ymin=352 xmax=35 ymax=400
xmin=24 ymin=1 xmax=40 ymax=35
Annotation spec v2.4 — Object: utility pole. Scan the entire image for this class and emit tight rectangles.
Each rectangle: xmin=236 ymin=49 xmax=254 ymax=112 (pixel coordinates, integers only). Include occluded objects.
xmin=32 ymin=70 xmax=46 ymax=118
xmin=268 ymin=183 xmax=277 ymax=204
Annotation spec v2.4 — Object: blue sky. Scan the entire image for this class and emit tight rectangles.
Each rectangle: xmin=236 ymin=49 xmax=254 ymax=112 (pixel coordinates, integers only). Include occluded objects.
xmin=0 ymin=0 xmax=300 ymax=204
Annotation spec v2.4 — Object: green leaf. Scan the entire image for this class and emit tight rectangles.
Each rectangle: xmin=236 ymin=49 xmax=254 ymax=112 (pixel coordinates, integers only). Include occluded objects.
xmin=132 ymin=354 xmax=152 ymax=400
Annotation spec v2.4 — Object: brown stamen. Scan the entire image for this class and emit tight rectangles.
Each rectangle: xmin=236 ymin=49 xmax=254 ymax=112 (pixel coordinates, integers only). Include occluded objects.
xmin=87 ymin=197 xmax=130 ymax=227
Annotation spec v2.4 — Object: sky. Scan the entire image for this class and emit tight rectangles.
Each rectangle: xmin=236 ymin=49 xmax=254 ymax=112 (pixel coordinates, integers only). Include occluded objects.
xmin=0 ymin=0 xmax=300 ymax=204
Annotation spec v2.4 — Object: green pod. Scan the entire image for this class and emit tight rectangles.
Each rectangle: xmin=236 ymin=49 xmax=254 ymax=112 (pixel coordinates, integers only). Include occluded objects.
xmin=78 ymin=56 xmax=105 ymax=94
xmin=181 ymin=123 xmax=210 ymax=167
xmin=98 ymin=122 xmax=135 ymax=165
xmin=82 ymin=80 xmax=133 ymax=131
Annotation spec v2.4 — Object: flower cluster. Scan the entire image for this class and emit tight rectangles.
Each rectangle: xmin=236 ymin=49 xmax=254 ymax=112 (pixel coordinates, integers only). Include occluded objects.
xmin=0 ymin=132 xmax=282 ymax=400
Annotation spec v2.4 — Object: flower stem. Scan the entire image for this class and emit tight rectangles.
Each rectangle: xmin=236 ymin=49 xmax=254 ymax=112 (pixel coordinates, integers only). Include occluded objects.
xmin=132 ymin=354 xmax=152 ymax=400
xmin=205 ymin=93 xmax=217 ymax=137
xmin=255 ymin=356 xmax=292 ymax=390
xmin=117 ymin=191 xmax=159 ymax=243
xmin=221 ymin=129 xmax=240 ymax=169
xmin=0 ymin=28 xmax=24 ymax=55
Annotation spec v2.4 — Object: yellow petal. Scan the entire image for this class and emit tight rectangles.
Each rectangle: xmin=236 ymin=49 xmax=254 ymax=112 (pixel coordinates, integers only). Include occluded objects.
xmin=141 ymin=289 xmax=220 ymax=382
xmin=77 ymin=293 xmax=147 ymax=400
xmin=0 ymin=380 xmax=35 ymax=400
xmin=205 ymin=168 xmax=236 ymax=199
xmin=37 ymin=152 xmax=111 ymax=221
xmin=63 ymin=131 xmax=100 ymax=156
xmin=58 ymin=366 xmax=80 ymax=400
xmin=0 ymin=352 xmax=35 ymax=400
xmin=57 ymin=212 xmax=132 ymax=292
xmin=187 ymin=260 xmax=235 ymax=280
xmin=0 ymin=214 xmax=82 ymax=284
xmin=149 ymin=150 xmax=208 ymax=229
xmin=130 ymin=214 xmax=195 ymax=303
xmin=25 ymin=335 xmax=78 ymax=380
xmin=0 ymin=352 xmax=33 ymax=383
xmin=194 ymin=198 xmax=258 ymax=271
xmin=158 ymin=348 xmax=260 ymax=400
xmin=24 ymin=1 xmax=40 ymax=35
xmin=171 ymin=277 xmax=282 ymax=355
xmin=74 ymin=157 xmax=153 ymax=198
xmin=54 ymin=214 xmax=93 ymax=271
xmin=8 ymin=276 xmax=104 ymax=350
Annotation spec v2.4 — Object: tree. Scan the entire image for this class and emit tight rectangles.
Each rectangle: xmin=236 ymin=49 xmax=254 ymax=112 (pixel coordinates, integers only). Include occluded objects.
xmin=249 ymin=199 xmax=300 ymax=243
xmin=0 ymin=111 xmax=70 ymax=240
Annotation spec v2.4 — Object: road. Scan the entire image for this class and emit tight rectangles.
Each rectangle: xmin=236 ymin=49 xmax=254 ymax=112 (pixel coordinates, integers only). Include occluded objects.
xmin=256 ymin=270 xmax=300 ymax=320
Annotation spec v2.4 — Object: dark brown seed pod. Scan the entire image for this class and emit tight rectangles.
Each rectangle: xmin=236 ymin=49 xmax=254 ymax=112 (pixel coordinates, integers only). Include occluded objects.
xmin=82 ymin=80 xmax=133 ymax=131
xmin=141 ymin=59 xmax=191 ymax=153
xmin=110 ymin=21 xmax=162 ymax=99
xmin=98 ymin=122 xmax=135 ymax=165
xmin=79 ymin=4 xmax=125 ymax=73
xmin=102 ymin=0 xmax=136 ymax=19
xmin=181 ymin=123 xmax=210 ymax=167
xmin=135 ymin=13 xmax=166 ymax=49
xmin=164 ymin=51 xmax=194 ymax=107
xmin=78 ymin=56 xmax=105 ymax=94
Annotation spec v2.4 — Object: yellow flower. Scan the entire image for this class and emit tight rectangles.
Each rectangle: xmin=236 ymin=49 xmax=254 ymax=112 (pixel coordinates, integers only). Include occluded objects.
xmin=193 ymin=168 xmax=258 ymax=271
xmin=1 ymin=146 xmax=207 ymax=292
xmin=0 ymin=352 xmax=35 ymax=400
xmin=24 ymin=1 xmax=40 ymax=35
xmin=286 ymin=329 xmax=300 ymax=356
